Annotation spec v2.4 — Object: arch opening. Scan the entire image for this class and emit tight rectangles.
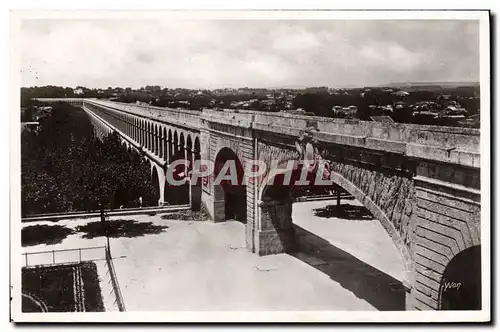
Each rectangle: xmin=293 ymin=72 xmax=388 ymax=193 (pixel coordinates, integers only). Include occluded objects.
xmin=154 ymin=124 xmax=159 ymax=155
xmin=190 ymin=136 xmax=202 ymax=211
xmin=213 ymin=147 xmax=246 ymax=223
xmin=258 ymin=160 xmax=409 ymax=310
xmin=163 ymin=132 xmax=189 ymax=206
xmin=167 ymin=129 xmax=173 ymax=163
xmin=161 ymin=127 xmax=167 ymax=160
xmin=439 ymin=245 xmax=481 ymax=310
xmin=150 ymin=165 xmax=160 ymax=206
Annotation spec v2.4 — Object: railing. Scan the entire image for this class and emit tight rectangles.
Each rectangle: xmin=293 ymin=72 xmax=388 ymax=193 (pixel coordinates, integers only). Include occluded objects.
xmin=105 ymin=245 xmax=126 ymax=311
xmin=22 ymin=246 xmax=106 ymax=267
xmin=22 ymin=203 xmax=190 ymax=223
xmin=294 ymin=192 xmax=354 ymax=203
xmin=86 ymin=99 xmax=201 ymax=129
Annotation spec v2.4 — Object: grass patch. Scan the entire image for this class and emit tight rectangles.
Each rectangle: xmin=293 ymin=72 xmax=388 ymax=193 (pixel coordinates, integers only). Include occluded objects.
xmin=161 ymin=210 xmax=210 ymax=221
xmin=22 ymin=262 xmax=104 ymax=312
xmin=22 ymin=264 xmax=77 ymax=312
xmin=22 ymin=224 xmax=74 ymax=247
xmin=75 ymin=219 xmax=168 ymax=239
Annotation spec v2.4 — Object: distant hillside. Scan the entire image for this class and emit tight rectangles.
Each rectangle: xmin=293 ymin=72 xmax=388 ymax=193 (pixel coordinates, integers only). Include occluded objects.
xmin=380 ymin=81 xmax=480 ymax=89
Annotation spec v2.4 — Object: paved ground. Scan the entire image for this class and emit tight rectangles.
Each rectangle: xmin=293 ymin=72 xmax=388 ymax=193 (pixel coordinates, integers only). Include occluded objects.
xmin=21 ymin=199 xmax=406 ymax=311
xmin=293 ymin=199 xmax=406 ymax=282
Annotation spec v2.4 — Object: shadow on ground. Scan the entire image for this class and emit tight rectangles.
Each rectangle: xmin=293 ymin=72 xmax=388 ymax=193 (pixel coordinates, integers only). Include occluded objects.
xmin=22 ymin=224 xmax=75 ymax=247
xmin=292 ymin=225 xmax=406 ymax=311
xmin=75 ymin=219 xmax=168 ymax=239
xmin=313 ymin=203 xmax=374 ymax=220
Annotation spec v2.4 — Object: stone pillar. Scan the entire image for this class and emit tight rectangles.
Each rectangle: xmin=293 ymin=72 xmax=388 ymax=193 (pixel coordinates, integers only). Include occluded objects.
xmin=146 ymin=127 xmax=150 ymax=150
xmin=159 ymin=134 xmax=164 ymax=159
xmin=157 ymin=166 xmax=166 ymax=206
xmin=153 ymin=130 xmax=157 ymax=155
xmin=213 ymin=184 xmax=225 ymax=222
xmin=165 ymin=139 xmax=171 ymax=165
xmin=171 ymin=141 xmax=177 ymax=164
xmin=183 ymin=144 xmax=190 ymax=205
xmin=149 ymin=129 xmax=153 ymax=152
xmin=190 ymin=150 xmax=202 ymax=211
xmin=255 ymin=198 xmax=296 ymax=256
xmin=410 ymin=163 xmax=480 ymax=310
xmin=156 ymin=130 xmax=160 ymax=156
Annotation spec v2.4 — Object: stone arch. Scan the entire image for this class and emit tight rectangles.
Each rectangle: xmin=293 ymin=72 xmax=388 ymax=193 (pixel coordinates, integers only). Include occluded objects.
xmin=191 ymin=135 xmax=202 ymax=210
xmin=131 ymin=116 xmax=135 ymax=140
xmin=149 ymin=121 xmax=155 ymax=152
xmin=135 ymin=117 xmax=140 ymax=142
xmin=186 ymin=134 xmax=193 ymax=173
xmin=213 ymin=147 xmax=247 ymax=222
xmin=150 ymin=163 xmax=165 ymax=206
xmin=127 ymin=114 xmax=132 ymax=136
xmin=186 ymin=133 xmax=193 ymax=151
xmin=154 ymin=123 xmax=159 ymax=155
xmin=161 ymin=126 xmax=167 ymax=160
xmin=151 ymin=165 xmax=160 ymax=205
xmin=179 ymin=132 xmax=185 ymax=155
xmin=328 ymin=169 xmax=413 ymax=282
xmin=168 ymin=129 xmax=173 ymax=163
xmin=146 ymin=122 xmax=151 ymax=150
xmin=257 ymin=159 xmax=412 ymax=285
xmin=137 ymin=118 xmax=141 ymax=144
xmin=194 ymin=136 xmax=200 ymax=152
xmin=173 ymin=130 xmax=179 ymax=160
xmin=438 ymin=245 xmax=481 ymax=310
xmin=138 ymin=119 xmax=142 ymax=144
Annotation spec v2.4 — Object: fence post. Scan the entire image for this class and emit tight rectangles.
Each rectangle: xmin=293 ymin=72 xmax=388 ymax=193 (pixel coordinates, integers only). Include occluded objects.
xmin=25 ymin=253 xmax=28 ymax=267
xmin=79 ymin=248 xmax=82 ymax=262
xmin=52 ymin=250 xmax=55 ymax=264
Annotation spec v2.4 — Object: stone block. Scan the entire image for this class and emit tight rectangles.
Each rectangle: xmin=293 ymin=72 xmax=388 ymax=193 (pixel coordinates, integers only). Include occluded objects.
xmin=256 ymin=229 xmax=296 ymax=256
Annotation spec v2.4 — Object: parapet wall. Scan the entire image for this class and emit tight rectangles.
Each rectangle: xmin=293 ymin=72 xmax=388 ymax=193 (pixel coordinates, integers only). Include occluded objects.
xmin=36 ymin=99 xmax=480 ymax=168
xmin=202 ymin=108 xmax=480 ymax=168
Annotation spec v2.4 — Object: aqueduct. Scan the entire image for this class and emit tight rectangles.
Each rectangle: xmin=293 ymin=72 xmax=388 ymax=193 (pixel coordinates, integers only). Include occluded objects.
xmin=36 ymin=98 xmax=482 ymax=311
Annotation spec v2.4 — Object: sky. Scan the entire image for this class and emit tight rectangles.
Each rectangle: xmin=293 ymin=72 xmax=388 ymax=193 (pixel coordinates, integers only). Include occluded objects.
xmin=19 ymin=19 xmax=480 ymax=89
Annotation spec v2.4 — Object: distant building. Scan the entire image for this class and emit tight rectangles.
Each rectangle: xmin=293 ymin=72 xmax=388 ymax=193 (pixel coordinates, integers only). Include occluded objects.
xmin=73 ymin=88 xmax=84 ymax=95
xmin=438 ymin=106 xmax=467 ymax=119
xmin=394 ymin=101 xmax=406 ymax=109
xmin=392 ymin=90 xmax=410 ymax=97
xmin=331 ymin=105 xmax=356 ymax=118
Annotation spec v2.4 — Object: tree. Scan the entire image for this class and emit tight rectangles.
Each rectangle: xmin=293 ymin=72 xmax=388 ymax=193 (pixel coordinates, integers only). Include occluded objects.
xmin=21 ymin=103 xmax=158 ymax=216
